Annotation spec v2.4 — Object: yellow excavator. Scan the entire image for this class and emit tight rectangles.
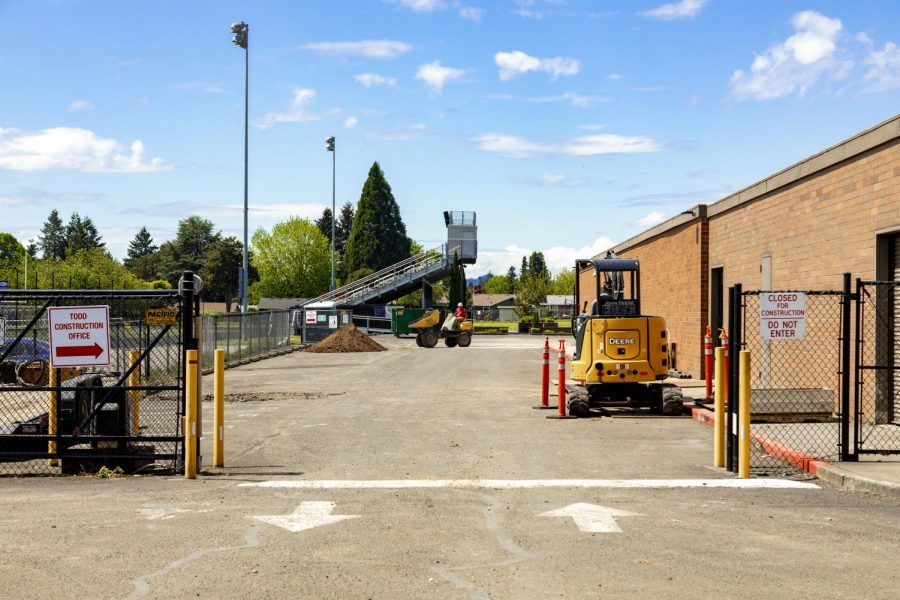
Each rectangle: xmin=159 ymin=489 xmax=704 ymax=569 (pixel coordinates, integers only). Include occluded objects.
xmin=567 ymin=254 xmax=683 ymax=417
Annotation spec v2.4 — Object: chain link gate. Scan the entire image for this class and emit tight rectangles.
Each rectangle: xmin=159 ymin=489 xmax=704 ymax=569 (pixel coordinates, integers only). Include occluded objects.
xmin=0 ymin=286 xmax=194 ymax=475
xmin=853 ymin=280 xmax=900 ymax=456
xmin=732 ymin=283 xmax=851 ymax=474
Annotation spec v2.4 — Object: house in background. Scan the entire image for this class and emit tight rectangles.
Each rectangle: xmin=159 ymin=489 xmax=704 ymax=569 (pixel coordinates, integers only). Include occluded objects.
xmin=258 ymin=298 xmax=310 ymax=310
xmin=543 ymin=295 xmax=575 ymax=318
xmin=471 ymin=294 xmax=518 ymax=321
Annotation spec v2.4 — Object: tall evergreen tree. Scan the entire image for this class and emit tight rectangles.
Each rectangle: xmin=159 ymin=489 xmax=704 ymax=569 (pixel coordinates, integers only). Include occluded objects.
xmin=505 ymin=266 xmax=517 ymax=293
xmin=521 ymin=257 xmax=528 ymax=280
xmin=335 ymin=202 xmax=354 ymax=281
xmin=528 ymin=251 xmax=549 ymax=279
xmin=38 ymin=209 xmax=67 ymax=260
xmin=447 ymin=251 xmax=463 ymax=309
xmin=344 ymin=162 xmax=412 ymax=274
xmin=335 ymin=202 xmax=354 ymax=256
xmin=69 ymin=212 xmax=106 ymax=254
xmin=315 ymin=207 xmax=334 ymax=243
xmin=125 ymin=226 xmax=158 ymax=268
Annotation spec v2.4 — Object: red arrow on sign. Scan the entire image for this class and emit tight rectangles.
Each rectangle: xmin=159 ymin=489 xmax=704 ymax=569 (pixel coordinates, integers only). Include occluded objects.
xmin=56 ymin=343 xmax=105 ymax=359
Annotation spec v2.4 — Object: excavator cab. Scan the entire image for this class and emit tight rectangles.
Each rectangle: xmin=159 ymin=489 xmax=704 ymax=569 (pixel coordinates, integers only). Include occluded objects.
xmin=568 ymin=254 xmax=683 ymax=417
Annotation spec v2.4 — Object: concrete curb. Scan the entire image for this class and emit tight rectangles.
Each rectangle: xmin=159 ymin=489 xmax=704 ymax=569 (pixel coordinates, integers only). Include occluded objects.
xmin=689 ymin=406 xmax=900 ymax=498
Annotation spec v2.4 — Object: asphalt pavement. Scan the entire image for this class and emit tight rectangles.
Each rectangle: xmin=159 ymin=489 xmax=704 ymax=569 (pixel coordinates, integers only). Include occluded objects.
xmin=1 ymin=333 xmax=899 ymax=599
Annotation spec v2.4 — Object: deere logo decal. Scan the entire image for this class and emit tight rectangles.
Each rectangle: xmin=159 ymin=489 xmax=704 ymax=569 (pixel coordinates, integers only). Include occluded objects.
xmin=609 ymin=338 xmax=635 ymax=345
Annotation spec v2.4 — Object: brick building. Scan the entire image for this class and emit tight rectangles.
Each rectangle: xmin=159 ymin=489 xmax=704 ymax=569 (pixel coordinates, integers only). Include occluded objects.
xmin=579 ymin=114 xmax=900 ymax=381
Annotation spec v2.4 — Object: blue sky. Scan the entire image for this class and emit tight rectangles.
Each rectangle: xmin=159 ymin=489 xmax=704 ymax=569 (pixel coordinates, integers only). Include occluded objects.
xmin=1 ymin=0 xmax=899 ymax=276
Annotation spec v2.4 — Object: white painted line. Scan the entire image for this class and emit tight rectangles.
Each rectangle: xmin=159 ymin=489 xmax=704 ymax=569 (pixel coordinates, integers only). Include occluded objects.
xmin=239 ymin=478 xmax=819 ymax=490
xmin=539 ymin=503 xmax=642 ymax=533
xmin=254 ymin=501 xmax=359 ymax=533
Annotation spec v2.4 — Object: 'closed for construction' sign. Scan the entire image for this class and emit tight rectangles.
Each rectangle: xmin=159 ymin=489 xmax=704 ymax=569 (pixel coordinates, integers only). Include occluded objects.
xmin=759 ymin=293 xmax=807 ymax=340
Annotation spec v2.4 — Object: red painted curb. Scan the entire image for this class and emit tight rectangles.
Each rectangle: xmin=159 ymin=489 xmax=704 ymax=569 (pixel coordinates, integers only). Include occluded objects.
xmin=690 ymin=406 xmax=828 ymax=476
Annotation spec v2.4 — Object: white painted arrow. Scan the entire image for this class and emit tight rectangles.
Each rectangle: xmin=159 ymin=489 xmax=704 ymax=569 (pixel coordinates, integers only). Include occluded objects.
xmin=254 ymin=501 xmax=359 ymax=533
xmin=538 ymin=502 xmax=643 ymax=533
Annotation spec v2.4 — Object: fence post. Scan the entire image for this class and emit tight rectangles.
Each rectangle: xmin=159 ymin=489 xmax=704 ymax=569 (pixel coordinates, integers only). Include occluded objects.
xmin=185 ymin=349 xmax=198 ymax=479
xmin=730 ymin=283 xmax=742 ymax=473
xmin=726 ymin=286 xmax=736 ymax=473
xmin=738 ymin=350 xmax=751 ymax=478
xmin=852 ymin=277 xmax=863 ymax=461
xmin=714 ymin=346 xmax=726 ymax=467
xmin=840 ymin=272 xmax=853 ymax=462
xmin=129 ymin=350 xmax=141 ymax=435
xmin=48 ymin=368 xmax=58 ymax=467
xmin=704 ymin=325 xmax=713 ymax=400
xmin=213 ymin=348 xmax=225 ymax=467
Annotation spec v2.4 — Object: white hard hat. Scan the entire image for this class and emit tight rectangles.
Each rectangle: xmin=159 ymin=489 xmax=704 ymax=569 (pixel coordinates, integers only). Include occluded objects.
xmin=457 ymin=303 xmax=463 ymax=307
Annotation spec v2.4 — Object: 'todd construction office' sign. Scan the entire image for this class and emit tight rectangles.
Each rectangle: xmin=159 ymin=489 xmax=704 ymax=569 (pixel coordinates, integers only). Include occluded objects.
xmin=48 ymin=305 xmax=111 ymax=367
xmin=759 ymin=293 xmax=807 ymax=340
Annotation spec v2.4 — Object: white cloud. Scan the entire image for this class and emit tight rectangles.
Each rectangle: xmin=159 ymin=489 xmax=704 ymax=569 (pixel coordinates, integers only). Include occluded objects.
xmin=639 ymin=0 xmax=707 ymax=21
xmin=729 ymin=11 xmax=847 ymax=101
xmin=416 ymin=61 xmax=467 ymax=92
xmin=67 ymin=100 xmax=94 ymax=112
xmin=388 ymin=0 xmax=445 ymax=11
xmin=493 ymin=91 xmax=607 ymax=108
xmin=528 ymin=174 xmax=589 ymax=187
xmin=863 ymin=42 xmax=900 ymax=92
xmin=578 ymin=123 xmax=606 ymax=131
xmin=469 ymin=237 xmax=615 ymax=277
xmin=606 ymin=72 xmax=622 ymax=80
xmin=634 ymin=211 xmax=666 ymax=227
xmin=472 ymin=133 xmax=661 ymax=158
xmin=388 ymin=0 xmax=481 ymax=21
xmin=257 ymin=89 xmax=320 ymax=128
xmin=0 ymin=127 xmax=166 ymax=172
xmin=355 ymin=73 xmax=398 ymax=88
xmin=494 ymin=50 xmax=580 ymax=80
xmin=206 ymin=202 xmax=328 ymax=221
xmin=344 ymin=116 xmax=359 ymax=128
xmin=459 ymin=7 xmax=483 ymax=22
xmin=302 ymin=40 xmax=412 ymax=59
xmin=410 ymin=123 xmax=428 ymax=130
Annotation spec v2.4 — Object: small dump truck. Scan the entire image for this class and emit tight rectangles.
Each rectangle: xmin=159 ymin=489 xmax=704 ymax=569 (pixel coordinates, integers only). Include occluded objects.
xmin=405 ymin=307 xmax=473 ymax=348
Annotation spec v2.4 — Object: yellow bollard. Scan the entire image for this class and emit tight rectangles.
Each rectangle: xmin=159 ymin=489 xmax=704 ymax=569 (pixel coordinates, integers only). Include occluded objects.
xmin=738 ymin=350 xmax=751 ymax=479
xmin=129 ymin=350 xmax=141 ymax=435
xmin=213 ymin=349 xmax=225 ymax=467
xmin=185 ymin=349 xmax=198 ymax=479
xmin=48 ymin=368 xmax=58 ymax=467
xmin=713 ymin=347 xmax=726 ymax=468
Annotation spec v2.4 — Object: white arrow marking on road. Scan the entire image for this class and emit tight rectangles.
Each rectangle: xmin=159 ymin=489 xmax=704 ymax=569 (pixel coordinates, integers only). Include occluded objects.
xmin=254 ymin=501 xmax=359 ymax=533
xmin=539 ymin=503 xmax=643 ymax=533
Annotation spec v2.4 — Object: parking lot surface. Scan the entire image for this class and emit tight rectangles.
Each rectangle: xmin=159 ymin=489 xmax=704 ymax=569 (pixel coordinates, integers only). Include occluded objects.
xmin=2 ymin=334 xmax=899 ymax=599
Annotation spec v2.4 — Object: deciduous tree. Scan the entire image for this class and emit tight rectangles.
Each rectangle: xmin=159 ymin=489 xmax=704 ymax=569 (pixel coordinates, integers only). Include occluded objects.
xmin=250 ymin=217 xmax=330 ymax=299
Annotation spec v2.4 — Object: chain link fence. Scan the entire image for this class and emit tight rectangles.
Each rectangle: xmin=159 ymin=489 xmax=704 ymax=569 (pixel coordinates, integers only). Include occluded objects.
xmin=740 ymin=291 xmax=846 ymax=472
xmin=200 ymin=310 xmax=293 ymax=369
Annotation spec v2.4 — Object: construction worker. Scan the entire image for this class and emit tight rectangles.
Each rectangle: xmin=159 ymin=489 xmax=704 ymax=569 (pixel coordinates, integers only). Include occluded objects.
xmin=455 ymin=303 xmax=468 ymax=320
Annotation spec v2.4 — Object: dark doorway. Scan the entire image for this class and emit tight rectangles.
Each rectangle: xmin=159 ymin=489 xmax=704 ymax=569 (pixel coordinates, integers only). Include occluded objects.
xmin=710 ymin=267 xmax=724 ymax=346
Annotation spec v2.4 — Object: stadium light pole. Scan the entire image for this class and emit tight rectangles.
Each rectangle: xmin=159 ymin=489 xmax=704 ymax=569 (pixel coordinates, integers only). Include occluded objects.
xmin=230 ymin=21 xmax=249 ymax=313
xmin=325 ymin=136 xmax=335 ymax=291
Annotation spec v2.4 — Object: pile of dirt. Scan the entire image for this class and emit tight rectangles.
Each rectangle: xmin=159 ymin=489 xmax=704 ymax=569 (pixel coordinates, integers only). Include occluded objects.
xmin=306 ymin=324 xmax=387 ymax=353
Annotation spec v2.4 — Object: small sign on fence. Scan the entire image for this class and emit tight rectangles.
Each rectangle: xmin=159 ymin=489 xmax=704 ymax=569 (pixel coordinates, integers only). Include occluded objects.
xmin=0 ymin=280 xmax=8 ymax=288
xmin=145 ymin=307 xmax=178 ymax=325
xmin=759 ymin=292 xmax=807 ymax=340
xmin=48 ymin=305 xmax=111 ymax=367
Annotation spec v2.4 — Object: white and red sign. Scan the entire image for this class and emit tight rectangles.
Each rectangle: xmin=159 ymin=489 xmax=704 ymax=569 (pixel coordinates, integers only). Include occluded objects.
xmin=48 ymin=305 xmax=111 ymax=367
xmin=760 ymin=293 xmax=807 ymax=340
